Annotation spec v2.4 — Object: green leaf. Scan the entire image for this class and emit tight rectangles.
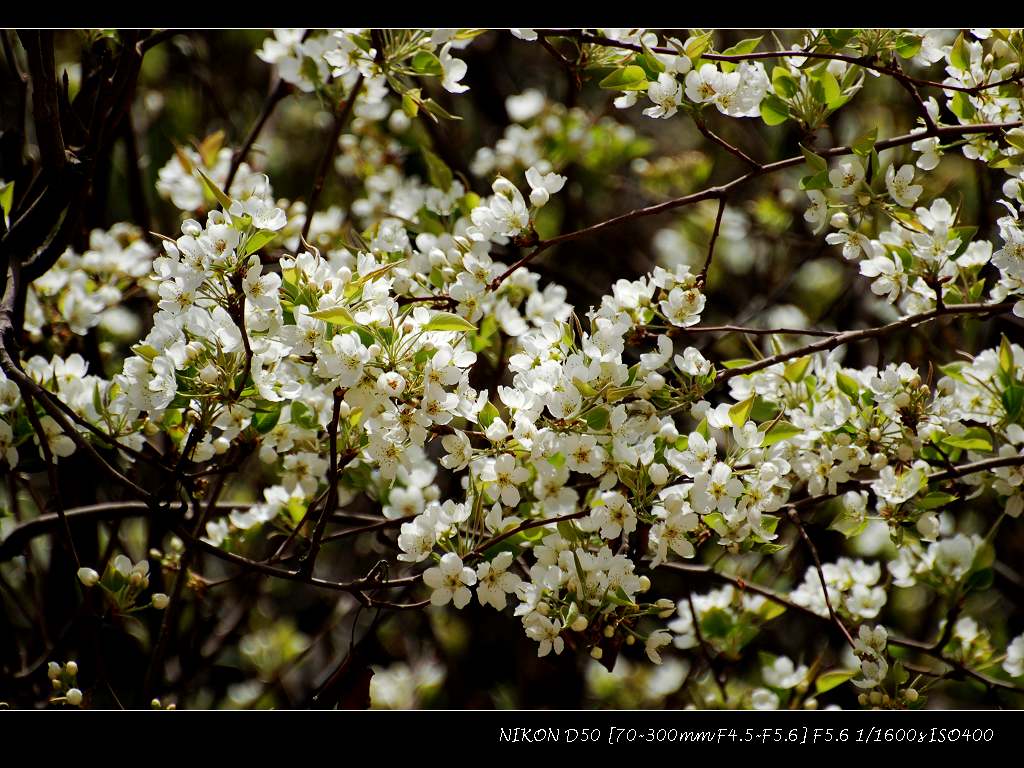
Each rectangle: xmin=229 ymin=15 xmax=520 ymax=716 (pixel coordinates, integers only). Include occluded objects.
xmin=1006 ymin=128 xmax=1024 ymax=152
xmin=823 ymin=30 xmax=856 ymax=49
xmin=800 ymin=145 xmax=827 ymax=173
xmin=942 ymin=428 xmax=993 ymax=452
xmin=772 ymin=66 xmax=799 ymax=98
xmin=721 ymin=36 xmax=762 ymax=57
xmin=999 ymin=334 xmax=1014 ymax=376
xmin=402 ymin=89 xmax=420 ymax=118
xmin=252 ymin=407 xmax=281 ymax=434
xmin=422 ymin=312 xmax=477 ymax=332
xmin=894 ymin=33 xmax=922 ymax=60
xmin=584 ymin=406 xmax=610 ymax=431
xmin=917 ymin=491 xmax=958 ymax=510
xmin=411 ymin=50 xmax=443 ymax=76
xmin=783 ymin=356 xmax=812 ymax=383
xmin=197 ymin=130 xmax=225 ymax=168
xmin=196 ymin=169 xmax=234 ymax=211
xmin=606 ymin=384 xmax=640 ymax=403
xmin=721 ymin=358 xmax=756 ymax=369
xmin=815 ymin=669 xmax=856 ymax=694
xmin=634 ymin=46 xmax=666 ymax=78
xmin=0 ymin=181 xmax=13 ymax=228
xmin=816 ymin=70 xmax=842 ymax=109
xmin=760 ymin=94 xmax=790 ymax=126
xmin=290 ymin=401 xmax=318 ymax=431
xmin=700 ymin=607 xmax=733 ymax=638
xmin=761 ymin=420 xmax=801 ymax=447
xmin=478 ymin=400 xmax=500 ymax=428
xmin=1003 ymin=383 xmax=1024 ymax=422
xmin=836 ymin=371 xmax=861 ymax=399
xmin=949 ymin=225 xmax=978 ymax=259
xmin=422 ymin=147 xmax=453 ymax=192
xmin=950 ymin=32 xmax=969 ymax=70
xmin=963 ymin=567 xmax=994 ymax=593
xmin=750 ymin=397 xmax=781 ymax=423
xmin=421 ymin=98 xmax=461 ymax=122
xmin=240 ymin=229 xmax=278 ymax=258
xmin=702 ymin=511 xmax=726 ymax=535
xmin=851 ymin=126 xmax=877 ymax=157
xmin=308 ymin=305 xmax=357 ymax=326
xmin=728 ymin=395 xmax=755 ymax=428
xmin=755 ymin=600 xmax=786 ymax=622
xmin=599 ymin=65 xmax=650 ymax=91
xmin=950 ymin=91 xmax=976 ymax=120
xmin=683 ymin=31 xmax=713 ymax=60
xmin=799 ymin=171 xmax=830 ymax=190
xmin=719 ymin=36 xmax=762 ymax=73
xmin=572 ymin=377 xmax=599 ymax=398
xmin=830 ymin=508 xmax=868 ymax=539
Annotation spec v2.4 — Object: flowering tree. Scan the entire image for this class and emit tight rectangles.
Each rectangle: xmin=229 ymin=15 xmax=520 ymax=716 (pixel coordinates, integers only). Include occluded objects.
xmin=1 ymin=28 xmax=1024 ymax=710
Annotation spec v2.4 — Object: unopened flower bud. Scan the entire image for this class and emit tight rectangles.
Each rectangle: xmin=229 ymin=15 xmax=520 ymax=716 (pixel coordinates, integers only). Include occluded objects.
xmin=649 ymin=463 xmax=669 ymax=486
xmin=571 ymin=616 xmax=589 ymax=632
xmin=152 ymin=593 xmax=170 ymax=610
xmin=65 ymin=661 xmax=78 ymax=676
xmin=199 ymin=364 xmax=220 ymax=385
xmin=77 ymin=567 xmax=100 ymax=587
xmin=590 ymin=646 xmax=603 ymax=660
xmin=66 ymin=688 xmax=83 ymax=706
xmin=47 ymin=662 xmax=61 ymax=680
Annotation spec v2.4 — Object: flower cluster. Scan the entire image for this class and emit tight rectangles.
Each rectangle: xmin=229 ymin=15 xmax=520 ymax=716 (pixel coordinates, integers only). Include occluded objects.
xmin=4 ymin=28 xmax=1024 ymax=711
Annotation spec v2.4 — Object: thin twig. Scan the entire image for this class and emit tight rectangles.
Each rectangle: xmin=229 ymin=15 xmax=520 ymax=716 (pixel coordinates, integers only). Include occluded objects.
xmin=698 ymin=196 xmax=727 ymax=287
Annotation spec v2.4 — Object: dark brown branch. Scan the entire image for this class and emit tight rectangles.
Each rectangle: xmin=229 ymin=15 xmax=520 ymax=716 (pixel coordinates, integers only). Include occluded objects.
xmin=660 ymin=562 xmax=1024 ymax=695
xmin=694 ymin=116 xmax=760 ymax=169
xmin=300 ymin=388 xmax=344 ymax=575
xmin=685 ymin=590 xmax=729 ymax=701
xmin=18 ymin=31 xmax=65 ymax=170
xmin=300 ymin=75 xmax=363 ymax=243
xmin=485 ymin=121 xmax=1022 ymax=292
xmin=787 ymin=509 xmax=855 ymax=648
xmin=717 ymin=301 xmax=1016 ymax=383
xmin=225 ymin=79 xmax=288 ymax=193
xmin=544 ymin=31 xmax=1020 ymax=96
xmin=698 ymin=196 xmax=727 ymax=287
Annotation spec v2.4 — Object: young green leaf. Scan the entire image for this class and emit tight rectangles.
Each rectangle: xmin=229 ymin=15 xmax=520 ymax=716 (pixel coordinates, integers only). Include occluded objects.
xmin=728 ymin=395 xmax=755 ymax=427
xmin=599 ymin=65 xmax=649 ymax=91
xmin=422 ymin=312 xmax=477 ymax=332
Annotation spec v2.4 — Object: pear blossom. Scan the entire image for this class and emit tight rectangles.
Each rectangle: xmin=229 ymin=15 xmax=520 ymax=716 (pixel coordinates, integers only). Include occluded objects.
xmin=886 ymin=164 xmax=924 ymax=207
xmin=423 ymin=553 xmax=477 ymax=609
